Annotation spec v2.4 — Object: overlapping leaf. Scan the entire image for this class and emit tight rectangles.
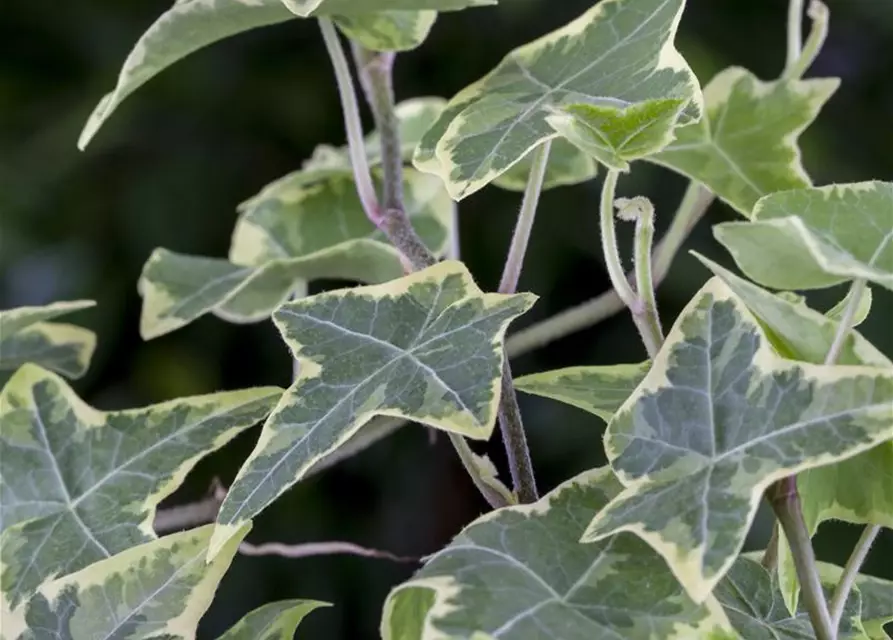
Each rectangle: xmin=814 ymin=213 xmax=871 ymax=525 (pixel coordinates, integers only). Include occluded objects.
xmin=381 ymin=467 xmax=734 ymax=640
xmin=139 ymin=168 xmax=453 ymax=339
xmin=650 ymin=67 xmax=838 ymax=215
xmin=218 ymin=599 xmax=330 ymax=640
xmin=715 ymin=181 xmax=893 ymax=290
xmin=826 ymin=283 xmax=873 ymax=326
xmin=546 ymin=98 xmax=685 ymax=171
xmin=0 ymin=301 xmax=96 ymax=385
xmin=515 ymin=361 xmax=650 ymax=422
xmin=413 ymin=0 xmax=703 ymax=200
xmin=581 ymin=277 xmax=893 ymax=602
xmin=0 ymin=364 xmax=280 ymax=608
xmin=714 ymin=556 xmax=865 ymax=639
xmin=8 ymin=523 xmax=249 ymax=640
xmin=210 ymin=261 xmax=534 ymax=556
xmin=692 ymin=256 xmax=893 ymax=612
xmin=332 ymin=11 xmax=437 ymax=51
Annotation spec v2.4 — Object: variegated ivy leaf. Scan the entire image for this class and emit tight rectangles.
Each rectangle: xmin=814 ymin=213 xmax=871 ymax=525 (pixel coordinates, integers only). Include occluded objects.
xmin=0 ymin=301 xmax=96 ymax=385
xmin=815 ymin=562 xmax=893 ymax=640
xmin=546 ymin=98 xmax=685 ymax=171
xmin=650 ymin=67 xmax=838 ymax=216
xmin=515 ymin=361 xmax=650 ymax=422
xmin=218 ymin=599 xmax=330 ymax=640
xmin=826 ymin=282 xmax=872 ymax=326
xmin=581 ymin=277 xmax=893 ymax=602
xmin=9 ymin=523 xmax=250 ymax=640
xmin=77 ymin=0 xmax=481 ymax=149
xmin=381 ymin=467 xmax=735 ymax=640
xmin=210 ymin=260 xmax=535 ymax=557
xmin=715 ymin=181 xmax=893 ymax=291
xmin=413 ymin=0 xmax=703 ymax=200
xmin=490 ymin=138 xmax=598 ymax=192
xmin=714 ymin=555 xmax=865 ymax=639
xmin=0 ymin=364 xmax=280 ymax=608
xmin=333 ymin=11 xmax=436 ymax=51
xmin=693 ymin=256 xmax=893 ymax=614
xmin=280 ymin=0 xmax=494 ymax=18
xmin=138 ymin=168 xmax=453 ymax=339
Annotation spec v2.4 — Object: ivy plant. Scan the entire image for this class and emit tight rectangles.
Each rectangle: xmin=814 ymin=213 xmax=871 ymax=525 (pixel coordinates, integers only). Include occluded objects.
xmin=2 ymin=0 xmax=891 ymax=638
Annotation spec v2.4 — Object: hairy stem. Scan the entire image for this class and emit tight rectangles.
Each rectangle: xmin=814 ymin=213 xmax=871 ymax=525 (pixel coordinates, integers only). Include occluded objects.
xmin=499 ymin=141 xmax=552 ymax=294
xmin=505 ymin=183 xmax=713 ymax=357
xmin=785 ymin=0 xmax=805 ymax=76
xmin=769 ymin=484 xmax=835 ymax=640
xmin=318 ymin=19 xmax=379 ymax=222
xmin=497 ymin=362 xmax=537 ymax=502
xmin=599 ymin=170 xmax=638 ymax=309
xmin=632 ymin=200 xmax=664 ymax=357
xmin=785 ymin=1 xmax=830 ymax=80
xmin=829 ymin=525 xmax=880 ymax=629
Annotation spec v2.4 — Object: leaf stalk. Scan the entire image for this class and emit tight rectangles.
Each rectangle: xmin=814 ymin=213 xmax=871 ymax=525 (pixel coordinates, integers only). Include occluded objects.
xmin=784 ymin=0 xmax=829 ymax=80
xmin=828 ymin=524 xmax=880 ymax=630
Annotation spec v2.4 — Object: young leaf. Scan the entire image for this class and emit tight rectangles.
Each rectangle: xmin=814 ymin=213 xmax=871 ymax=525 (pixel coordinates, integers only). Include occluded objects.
xmin=491 ymin=138 xmax=598 ymax=192
xmin=14 ymin=523 xmax=250 ymax=640
xmin=581 ymin=277 xmax=893 ymax=602
xmin=0 ymin=364 xmax=280 ymax=608
xmin=714 ymin=555 xmax=865 ymax=639
xmin=333 ymin=11 xmax=436 ymax=51
xmin=380 ymin=467 xmax=735 ymax=640
xmin=413 ymin=0 xmax=703 ymax=200
xmin=715 ymin=181 xmax=893 ymax=291
xmin=138 ymin=169 xmax=453 ymax=339
xmin=546 ymin=98 xmax=685 ymax=171
xmin=281 ymin=0 xmax=495 ymax=19
xmin=210 ymin=261 xmax=534 ymax=557
xmin=650 ymin=67 xmax=838 ymax=216
xmin=514 ymin=361 xmax=651 ymax=422
xmin=696 ymin=254 xmax=893 ymax=612
xmin=0 ymin=301 xmax=96 ymax=384
xmin=218 ymin=599 xmax=330 ymax=640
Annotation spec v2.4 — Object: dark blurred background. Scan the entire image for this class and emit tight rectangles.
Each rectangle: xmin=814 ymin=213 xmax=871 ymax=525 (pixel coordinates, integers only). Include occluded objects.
xmin=2 ymin=1 xmax=891 ymax=637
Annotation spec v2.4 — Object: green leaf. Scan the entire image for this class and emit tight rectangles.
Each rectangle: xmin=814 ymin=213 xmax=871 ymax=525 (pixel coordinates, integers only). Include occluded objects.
xmin=815 ymin=562 xmax=893 ymax=640
xmin=0 ymin=301 xmax=96 ymax=384
xmin=514 ymin=361 xmax=650 ymax=422
xmin=714 ymin=556 xmax=866 ymax=639
xmin=715 ymin=181 xmax=893 ymax=291
xmin=381 ymin=467 xmax=734 ymax=640
xmin=138 ymin=168 xmax=453 ymax=339
xmin=546 ymin=98 xmax=685 ymax=171
xmin=210 ymin=260 xmax=534 ymax=557
xmin=581 ymin=276 xmax=893 ymax=602
xmin=13 ymin=523 xmax=250 ymax=640
xmin=491 ymin=138 xmax=598 ymax=192
xmin=281 ymin=0 xmax=495 ymax=19
xmin=695 ymin=254 xmax=893 ymax=613
xmin=826 ymin=283 xmax=872 ymax=326
xmin=333 ymin=11 xmax=437 ymax=51
xmin=650 ymin=67 xmax=838 ymax=215
xmin=0 ymin=364 xmax=280 ymax=608
xmin=413 ymin=0 xmax=703 ymax=200
xmin=218 ymin=599 xmax=330 ymax=640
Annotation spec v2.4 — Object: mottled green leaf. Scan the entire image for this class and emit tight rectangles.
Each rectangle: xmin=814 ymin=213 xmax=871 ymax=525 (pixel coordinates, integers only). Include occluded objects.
xmin=0 ymin=301 xmax=96 ymax=384
xmin=815 ymin=562 xmax=893 ymax=640
xmin=413 ymin=0 xmax=703 ymax=200
xmin=334 ymin=11 xmax=436 ymax=51
xmin=515 ymin=361 xmax=650 ymax=422
xmin=13 ymin=523 xmax=249 ymax=640
xmin=546 ymin=98 xmax=685 ymax=171
xmin=696 ymin=254 xmax=893 ymax=613
xmin=138 ymin=168 xmax=453 ymax=339
xmin=210 ymin=261 xmax=534 ymax=556
xmin=218 ymin=599 xmax=330 ymax=640
xmin=650 ymin=67 xmax=838 ymax=215
xmin=381 ymin=467 xmax=734 ymax=640
xmin=0 ymin=364 xmax=279 ymax=608
xmin=715 ymin=181 xmax=893 ymax=291
xmin=281 ymin=0 xmax=494 ymax=19
xmin=491 ymin=138 xmax=598 ymax=192
xmin=581 ymin=277 xmax=893 ymax=602
xmin=715 ymin=556 xmax=865 ymax=639
xmin=826 ymin=283 xmax=872 ymax=326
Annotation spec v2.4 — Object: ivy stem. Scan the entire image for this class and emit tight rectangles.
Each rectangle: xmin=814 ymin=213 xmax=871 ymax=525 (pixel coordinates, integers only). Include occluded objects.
xmin=318 ymin=19 xmax=379 ymax=223
xmin=785 ymin=0 xmax=805 ymax=75
xmin=499 ymin=141 xmax=551 ymax=294
xmin=506 ymin=183 xmax=712 ymax=357
xmin=785 ymin=1 xmax=830 ymax=81
xmin=767 ymin=278 xmax=866 ymax=639
xmin=828 ymin=524 xmax=880 ymax=629
xmin=631 ymin=199 xmax=664 ymax=357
